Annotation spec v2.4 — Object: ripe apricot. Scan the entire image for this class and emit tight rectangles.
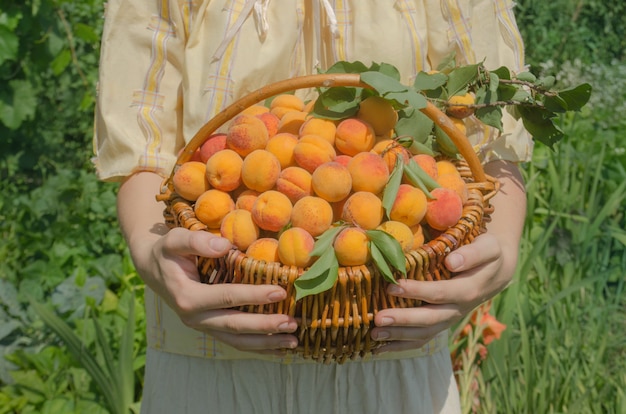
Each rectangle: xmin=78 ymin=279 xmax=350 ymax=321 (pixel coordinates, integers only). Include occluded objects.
xmin=311 ymin=162 xmax=352 ymax=202
xmin=333 ymin=227 xmax=370 ymax=267
xmin=246 ymin=238 xmax=280 ymax=263
xmin=451 ymin=117 xmax=467 ymax=136
xmin=293 ymin=134 xmax=337 ymax=173
xmin=446 ymin=93 xmax=475 ymax=119
xmin=240 ymin=104 xmax=269 ymax=116
xmin=437 ymin=173 xmax=469 ymax=204
xmin=334 ymin=154 xmax=353 ymax=167
xmin=225 ymin=114 xmax=269 ymax=157
xmin=291 ymin=196 xmax=334 ymax=237
xmin=194 ymin=189 xmax=235 ymax=229
xmin=299 ymin=117 xmax=337 ymax=145
xmin=241 ymin=149 xmax=281 ymax=192
xmin=425 ymin=187 xmax=463 ymax=231
xmin=436 ymin=160 xmax=460 ymax=177
xmin=275 ymin=166 xmax=313 ymax=203
xmin=220 ymin=209 xmax=260 ymax=251
xmin=256 ymin=112 xmax=280 ymax=137
xmin=341 ymin=191 xmax=384 ymax=230
xmin=371 ymin=139 xmax=411 ymax=173
xmin=357 ymin=96 xmax=398 ymax=136
xmin=411 ymin=154 xmax=438 ymax=180
xmin=265 ymin=133 xmax=298 ymax=168
xmin=347 ymin=152 xmax=390 ymax=194
xmin=377 ymin=220 xmax=415 ymax=252
xmin=199 ymin=133 xmax=227 ymax=163
xmin=270 ymin=94 xmax=304 ymax=118
xmin=335 ymin=118 xmax=376 ymax=156
xmin=277 ymin=111 xmax=308 ymax=135
xmin=250 ymin=190 xmax=293 ymax=232
xmin=205 ymin=149 xmax=243 ymax=192
xmin=234 ymin=189 xmax=259 ymax=212
xmin=389 ymin=184 xmax=428 ymax=227
xmin=277 ymin=227 xmax=316 ymax=267
xmin=172 ymin=161 xmax=210 ymax=201
xmin=410 ymin=224 xmax=425 ymax=249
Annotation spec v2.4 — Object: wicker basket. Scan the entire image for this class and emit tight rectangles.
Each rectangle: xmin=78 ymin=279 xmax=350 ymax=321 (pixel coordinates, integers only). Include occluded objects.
xmin=157 ymin=73 xmax=499 ymax=363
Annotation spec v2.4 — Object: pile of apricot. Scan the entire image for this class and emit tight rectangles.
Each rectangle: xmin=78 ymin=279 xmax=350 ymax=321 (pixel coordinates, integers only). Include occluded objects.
xmin=172 ymin=94 xmax=468 ymax=268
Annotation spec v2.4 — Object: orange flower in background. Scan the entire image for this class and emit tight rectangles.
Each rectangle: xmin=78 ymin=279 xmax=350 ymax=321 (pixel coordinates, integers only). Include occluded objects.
xmin=480 ymin=312 xmax=507 ymax=345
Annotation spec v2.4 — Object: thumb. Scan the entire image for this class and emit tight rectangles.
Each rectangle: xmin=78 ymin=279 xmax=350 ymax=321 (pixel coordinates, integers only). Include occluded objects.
xmin=163 ymin=227 xmax=232 ymax=259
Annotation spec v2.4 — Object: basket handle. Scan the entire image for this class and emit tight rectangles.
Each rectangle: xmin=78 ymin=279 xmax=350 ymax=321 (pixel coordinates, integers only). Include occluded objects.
xmin=174 ymin=73 xmax=486 ymax=184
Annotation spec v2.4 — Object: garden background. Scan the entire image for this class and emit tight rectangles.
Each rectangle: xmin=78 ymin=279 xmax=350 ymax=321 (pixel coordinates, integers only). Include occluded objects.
xmin=0 ymin=1 xmax=624 ymax=413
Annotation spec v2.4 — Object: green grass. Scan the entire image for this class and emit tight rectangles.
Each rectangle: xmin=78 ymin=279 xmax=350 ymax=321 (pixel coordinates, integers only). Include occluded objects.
xmin=474 ymin=108 xmax=626 ymax=413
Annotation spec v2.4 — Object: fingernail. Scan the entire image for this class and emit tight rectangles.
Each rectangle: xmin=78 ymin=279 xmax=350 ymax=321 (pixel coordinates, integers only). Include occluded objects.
xmin=374 ymin=330 xmax=390 ymax=340
xmin=278 ymin=322 xmax=297 ymax=332
xmin=209 ymin=237 xmax=231 ymax=251
xmin=379 ymin=317 xmax=394 ymax=326
xmin=388 ymin=285 xmax=404 ymax=295
xmin=447 ymin=253 xmax=464 ymax=271
xmin=268 ymin=290 xmax=286 ymax=302
xmin=279 ymin=340 xmax=297 ymax=349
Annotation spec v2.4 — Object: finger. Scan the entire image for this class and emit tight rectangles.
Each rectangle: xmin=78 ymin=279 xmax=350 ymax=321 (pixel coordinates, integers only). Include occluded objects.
xmin=184 ymin=309 xmax=298 ymax=335
xmin=373 ymin=304 xmax=462 ymax=330
xmin=163 ymin=227 xmax=233 ymax=259
xmin=173 ymin=281 xmax=291 ymax=315
xmin=371 ymin=319 xmax=449 ymax=342
xmin=444 ymin=233 xmax=502 ymax=272
xmin=209 ymin=330 xmax=299 ymax=352
xmin=373 ymin=339 xmax=433 ymax=355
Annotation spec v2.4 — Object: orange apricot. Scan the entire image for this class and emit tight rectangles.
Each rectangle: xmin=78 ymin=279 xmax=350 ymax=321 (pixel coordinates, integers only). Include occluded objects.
xmin=277 ymin=227 xmax=316 ymax=267
xmin=275 ymin=166 xmax=313 ymax=203
xmin=265 ymin=132 xmax=298 ymax=168
xmin=425 ymin=187 xmax=463 ymax=231
xmin=277 ymin=111 xmax=308 ymax=135
xmin=250 ymin=190 xmax=293 ymax=232
xmin=371 ymin=139 xmax=411 ymax=173
xmin=245 ymin=238 xmax=280 ymax=263
xmin=437 ymin=173 xmax=469 ymax=205
xmin=256 ymin=112 xmax=280 ymax=137
xmin=341 ymin=191 xmax=384 ymax=230
xmin=194 ymin=189 xmax=235 ymax=229
xmin=411 ymin=154 xmax=438 ymax=180
xmin=347 ymin=151 xmax=390 ymax=194
xmin=357 ymin=96 xmax=398 ymax=136
xmin=291 ymin=196 xmax=334 ymax=237
xmin=389 ymin=184 xmax=428 ymax=227
xmin=333 ymin=227 xmax=370 ymax=267
xmin=241 ymin=149 xmax=281 ymax=192
xmin=225 ymin=114 xmax=269 ymax=157
xmin=220 ymin=209 xmax=260 ymax=251
xmin=446 ymin=93 xmax=475 ymax=119
xmin=311 ymin=162 xmax=353 ymax=202
xmin=199 ymin=133 xmax=227 ymax=163
xmin=376 ymin=220 xmax=415 ymax=252
xmin=172 ymin=161 xmax=210 ymax=201
xmin=293 ymin=134 xmax=337 ymax=173
xmin=204 ymin=149 xmax=243 ymax=192
xmin=335 ymin=118 xmax=376 ymax=156
xmin=299 ymin=117 xmax=337 ymax=145
xmin=240 ymin=104 xmax=269 ymax=116
xmin=436 ymin=160 xmax=460 ymax=177
xmin=235 ymin=189 xmax=259 ymax=212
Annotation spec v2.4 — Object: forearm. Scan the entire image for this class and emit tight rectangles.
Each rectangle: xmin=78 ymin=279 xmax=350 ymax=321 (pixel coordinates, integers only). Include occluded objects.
xmin=117 ymin=171 xmax=170 ymax=281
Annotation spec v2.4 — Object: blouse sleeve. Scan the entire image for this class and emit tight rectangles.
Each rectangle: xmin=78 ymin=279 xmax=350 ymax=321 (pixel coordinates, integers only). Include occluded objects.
xmin=92 ymin=0 xmax=187 ymax=182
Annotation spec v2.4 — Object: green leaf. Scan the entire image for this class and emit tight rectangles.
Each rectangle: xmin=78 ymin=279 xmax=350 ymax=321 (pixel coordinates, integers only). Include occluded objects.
xmin=515 ymin=71 xmax=537 ymax=83
xmin=414 ymin=71 xmax=448 ymax=91
xmin=384 ymin=89 xmax=427 ymax=110
xmin=325 ymin=60 xmax=370 ymax=74
xmin=50 ymin=49 xmax=72 ymax=75
xmin=544 ymin=83 xmax=592 ymax=113
xmin=0 ymin=25 xmax=19 ymax=65
xmin=446 ymin=64 xmax=480 ymax=96
xmin=382 ymin=157 xmax=404 ymax=218
xmin=369 ymin=242 xmax=397 ymax=284
xmin=395 ymin=108 xmax=434 ymax=143
xmin=491 ymin=66 xmax=512 ymax=80
xmin=403 ymin=159 xmax=440 ymax=198
xmin=475 ymin=105 xmax=503 ymax=131
xmin=433 ymin=126 xmax=460 ymax=159
xmin=294 ymin=248 xmax=339 ymax=301
xmin=369 ymin=62 xmax=402 ymax=81
xmin=367 ymin=229 xmax=407 ymax=277
xmin=518 ymin=106 xmax=564 ymax=148
xmin=360 ymin=71 xmax=408 ymax=94
xmin=74 ymin=23 xmax=100 ymax=43
xmin=311 ymin=225 xmax=345 ymax=257
xmin=313 ymin=87 xmax=359 ymax=120
xmin=0 ymin=80 xmax=38 ymax=130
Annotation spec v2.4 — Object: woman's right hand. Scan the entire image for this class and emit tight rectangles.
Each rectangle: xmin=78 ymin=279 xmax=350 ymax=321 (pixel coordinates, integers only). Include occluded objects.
xmin=117 ymin=172 xmax=298 ymax=353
